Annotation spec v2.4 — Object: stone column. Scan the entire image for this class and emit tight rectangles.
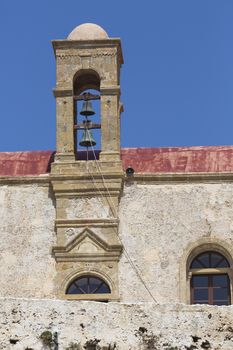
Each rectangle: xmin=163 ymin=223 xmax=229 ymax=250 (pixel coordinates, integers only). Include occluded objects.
xmin=100 ymin=87 xmax=121 ymax=162
xmin=53 ymin=89 xmax=75 ymax=162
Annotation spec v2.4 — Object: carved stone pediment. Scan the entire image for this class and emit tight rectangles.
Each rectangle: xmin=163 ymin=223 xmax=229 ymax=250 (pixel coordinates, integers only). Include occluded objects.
xmin=52 ymin=227 xmax=122 ymax=262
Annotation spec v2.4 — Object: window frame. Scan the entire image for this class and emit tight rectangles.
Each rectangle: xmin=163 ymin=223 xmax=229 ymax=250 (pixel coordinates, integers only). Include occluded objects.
xmin=189 ymin=251 xmax=232 ymax=306
xmin=190 ymin=273 xmax=231 ymax=305
xmin=63 ymin=272 xmax=114 ymax=301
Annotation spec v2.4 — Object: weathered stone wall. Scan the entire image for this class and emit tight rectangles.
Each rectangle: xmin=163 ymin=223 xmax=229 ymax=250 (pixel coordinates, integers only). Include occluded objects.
xmin=1 ymin=181 xmax=233 ymax=348
xmin=0 ymin=184 xmax=56 ymax=298
xmin=119 ymin=182 xmax=233 ymax=303
xmin=1 ymin=298 xmax=233 ymax=349
xmin=1 ymin=181 xmax=233 ymax=304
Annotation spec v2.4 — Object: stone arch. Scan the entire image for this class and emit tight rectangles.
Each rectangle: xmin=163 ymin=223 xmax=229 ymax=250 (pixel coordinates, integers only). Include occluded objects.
xmin=61 ymin=267 xmax=115 ymax=301
xmin=179 ymin=237 xmax=233 ymax=303
xmin=73 ymin=69 xmax=101 ymax=95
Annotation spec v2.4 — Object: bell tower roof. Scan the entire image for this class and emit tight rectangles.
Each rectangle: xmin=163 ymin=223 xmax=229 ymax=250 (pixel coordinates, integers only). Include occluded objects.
xmin=67 ymin=23 xmax=109 ymax=40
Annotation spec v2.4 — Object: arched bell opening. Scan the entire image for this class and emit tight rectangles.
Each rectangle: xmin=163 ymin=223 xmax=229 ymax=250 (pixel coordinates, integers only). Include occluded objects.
xmin=73 ymin=69 xmax=100 ymax=95
xmin=73 ymin=70 xmax=101 ymax=160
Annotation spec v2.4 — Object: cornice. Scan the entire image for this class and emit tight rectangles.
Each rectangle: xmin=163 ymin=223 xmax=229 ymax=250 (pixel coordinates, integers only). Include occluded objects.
xmin=129 ymin=172 xmax=233 ymax=184
xmin=0 ymin=175 xmax=50 ymax=185
xmin=100 ymin=86 xmax=121 ymax=95
xmin=55 ymin=218 xmax=119 ymax=227
xmin=1 ymin=172 xmax=233 ymax=186
xmin=52 ymin=254 xmax=121 ymax=262
xmin=52 ymin=39 xmax=123 ymax=64
xmin=53 ymin=88 xmax=73 ymax=97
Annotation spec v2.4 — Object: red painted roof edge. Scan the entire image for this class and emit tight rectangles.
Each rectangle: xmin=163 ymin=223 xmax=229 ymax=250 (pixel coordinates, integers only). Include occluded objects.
xmin=1 ymin=146 xmax=233 ymax=176
xmin=0 ymin=151 xmax=55 ymax=177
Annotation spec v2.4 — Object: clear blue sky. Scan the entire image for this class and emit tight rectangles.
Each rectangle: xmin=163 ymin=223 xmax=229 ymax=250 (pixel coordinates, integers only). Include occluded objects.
xmin=1 ymin=0 xmax=233 ymax=151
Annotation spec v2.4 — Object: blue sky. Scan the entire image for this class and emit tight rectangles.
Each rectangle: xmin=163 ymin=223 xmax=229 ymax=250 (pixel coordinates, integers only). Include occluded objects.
xmin=1 ymin=0 xmax=233 ymax=151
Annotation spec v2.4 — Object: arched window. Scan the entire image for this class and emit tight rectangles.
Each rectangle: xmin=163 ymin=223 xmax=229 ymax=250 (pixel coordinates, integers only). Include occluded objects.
xmin=66 ymin=275 xmax=111 ymax=295
xmin=190 ymin=251 xmax=231 ymax=305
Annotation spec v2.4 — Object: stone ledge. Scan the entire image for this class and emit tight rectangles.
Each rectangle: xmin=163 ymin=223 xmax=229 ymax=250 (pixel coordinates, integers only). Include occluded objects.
xmin=1 ymin=298 xmax=233 ymax=349
xmin=0 ymin=175 xmax=50 ymax=185
xmin=129 ymin=172 xmax=233 ymax=184
xmin=2 ymin=172 xmax=233 ymax=186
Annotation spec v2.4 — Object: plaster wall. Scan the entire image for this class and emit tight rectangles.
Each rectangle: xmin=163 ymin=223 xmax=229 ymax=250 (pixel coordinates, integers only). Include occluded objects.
xmin=1 ymin=181 xmax=233 ymax=304
xmin=0 ymin=184 xmax=56 ymax=298
xmin=118 ymin=182 xmax=233 ymax=303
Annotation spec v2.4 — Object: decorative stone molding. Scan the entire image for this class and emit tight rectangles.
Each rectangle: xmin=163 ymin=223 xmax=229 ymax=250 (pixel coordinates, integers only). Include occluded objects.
xmin=53 ymin=88 xmax=73 ymax=97
xmin=52 ymin=227 xmax=122 ymax=262
xmin=55 ymin=218 xmax=119 ymax=227
xmin=131 ymin=172 xmax=233 ymax=184
xmin=100 ymin=86 xmax=121 ymax=95
xmin=57 ymin=49 xmax=116 ymax=58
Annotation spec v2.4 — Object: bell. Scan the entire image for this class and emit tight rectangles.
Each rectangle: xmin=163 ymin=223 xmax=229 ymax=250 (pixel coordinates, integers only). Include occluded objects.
xmin=79 ymin=129 xmax=96 ymax=147
xmin=80 ymin=101 xmax=95 ymax=116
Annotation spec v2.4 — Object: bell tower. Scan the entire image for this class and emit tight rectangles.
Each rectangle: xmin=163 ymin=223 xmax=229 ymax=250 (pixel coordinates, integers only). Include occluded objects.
xmin=50 ymin=23 xmax=124 ymax=301
xmin=51 ymin=22 xmax=123 ymax=166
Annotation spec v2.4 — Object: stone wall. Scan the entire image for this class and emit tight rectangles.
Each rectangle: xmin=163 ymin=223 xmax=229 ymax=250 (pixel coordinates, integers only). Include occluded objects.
xmin=1 ymin=181 xmax=233 ymax=304
xmin=119 ymin=182 xmax=233 ymax=303
xmin=0 ymin=184 xmax=56 ymax=299
xmin=1 ymin=298 xmax=233 ymax=349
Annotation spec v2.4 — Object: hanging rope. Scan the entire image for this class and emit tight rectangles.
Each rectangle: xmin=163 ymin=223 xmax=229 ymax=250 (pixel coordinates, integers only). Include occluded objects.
xmin=84 ymin=128 xmax=157 ymax=303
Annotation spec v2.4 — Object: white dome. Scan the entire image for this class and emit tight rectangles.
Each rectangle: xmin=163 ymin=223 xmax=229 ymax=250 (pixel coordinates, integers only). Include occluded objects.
xmin=67 ymin=23 xmax=109 ymax=40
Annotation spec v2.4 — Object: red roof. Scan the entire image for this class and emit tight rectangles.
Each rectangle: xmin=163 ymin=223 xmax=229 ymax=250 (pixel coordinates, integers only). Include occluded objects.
xmin=1 ymin=146 xmax=233 ymax=176
xmin=121 ymin=146 xmax=233 ymax=173
xmin=0 ymin=151 xmax=55 ymax=176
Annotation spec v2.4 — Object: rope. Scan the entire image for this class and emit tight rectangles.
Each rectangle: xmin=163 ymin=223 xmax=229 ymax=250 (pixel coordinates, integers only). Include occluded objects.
xmin=84 ymin=128 xmax=157 ymax=303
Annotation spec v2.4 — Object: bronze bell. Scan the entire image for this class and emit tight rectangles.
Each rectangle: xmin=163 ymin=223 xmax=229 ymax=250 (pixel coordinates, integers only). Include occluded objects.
xmin=80 ymin=101 xmax=95 ymax=116
xmin=79 ymin=129 xmax=96 ymax=147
